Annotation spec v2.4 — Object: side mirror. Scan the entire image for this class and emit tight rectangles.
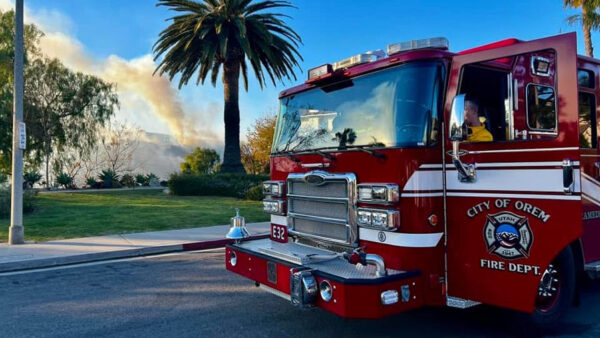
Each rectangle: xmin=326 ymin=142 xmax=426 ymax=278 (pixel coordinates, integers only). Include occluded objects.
xmin=449 ymin=94 xmax=467 ymax=141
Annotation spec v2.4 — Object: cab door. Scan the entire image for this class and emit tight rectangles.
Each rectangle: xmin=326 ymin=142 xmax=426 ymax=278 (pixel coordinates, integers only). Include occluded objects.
xmin=443 ymin=33 xmax=582 ymax=312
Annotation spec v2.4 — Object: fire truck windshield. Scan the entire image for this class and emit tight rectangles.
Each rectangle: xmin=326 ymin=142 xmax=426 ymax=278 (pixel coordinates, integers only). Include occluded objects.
xmin=273 ymin=60 xmax=444 ymax=154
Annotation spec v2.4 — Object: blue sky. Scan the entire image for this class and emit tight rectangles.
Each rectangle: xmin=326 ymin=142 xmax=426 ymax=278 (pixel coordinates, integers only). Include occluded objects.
xmin=8 ymin=0 xmax=599 ymax=148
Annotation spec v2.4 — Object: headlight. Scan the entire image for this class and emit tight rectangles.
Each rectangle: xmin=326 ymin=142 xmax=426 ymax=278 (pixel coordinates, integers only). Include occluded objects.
xmin=263 ymin=181 xmax=285 ymax=197
xmin=262 ymin=198 xmax=285 ymax=215
xmin=357 ymin=208 xmax=400 ymax=231
xmin=357 ymin=184 xmax=399 ymax=204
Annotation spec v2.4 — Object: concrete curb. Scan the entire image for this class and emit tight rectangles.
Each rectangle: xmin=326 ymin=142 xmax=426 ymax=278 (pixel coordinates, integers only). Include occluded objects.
xmin=0 ymin=233 xmax=270 ymax=273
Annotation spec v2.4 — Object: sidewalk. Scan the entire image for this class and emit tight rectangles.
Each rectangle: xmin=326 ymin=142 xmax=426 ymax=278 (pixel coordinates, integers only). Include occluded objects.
xmin=0 ymin=222 xmax=270 ymax=273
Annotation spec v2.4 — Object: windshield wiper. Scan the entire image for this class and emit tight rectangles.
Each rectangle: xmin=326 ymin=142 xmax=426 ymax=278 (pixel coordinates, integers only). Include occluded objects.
xmin=277 ymin=151 xmax=301 ymax=163
xmin=348 ymin=145 xmax=386 ymax=159
xmin=315 ymin=150 xmax=336 ymax=161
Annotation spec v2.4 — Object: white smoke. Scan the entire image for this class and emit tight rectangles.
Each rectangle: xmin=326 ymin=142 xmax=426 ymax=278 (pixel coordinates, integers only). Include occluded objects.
xmin=0 ymin=0 xmax=223 ymax=150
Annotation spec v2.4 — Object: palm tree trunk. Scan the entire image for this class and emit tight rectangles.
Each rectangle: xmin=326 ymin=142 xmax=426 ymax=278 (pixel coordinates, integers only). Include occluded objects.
xmin=583 ymin=4 xmax=594 ymax=57
xmin=220 ymin=59 xmax=246 ymax=173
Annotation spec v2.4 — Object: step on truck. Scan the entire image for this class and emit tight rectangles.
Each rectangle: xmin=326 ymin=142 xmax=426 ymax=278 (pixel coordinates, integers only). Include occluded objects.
xmin=225 ymin=32 xmax=600 ymax=326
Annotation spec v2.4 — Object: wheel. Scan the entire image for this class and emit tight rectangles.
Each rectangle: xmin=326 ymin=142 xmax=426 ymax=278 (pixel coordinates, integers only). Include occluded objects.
xmin=530 ymin=246 xmax=576 ymax=330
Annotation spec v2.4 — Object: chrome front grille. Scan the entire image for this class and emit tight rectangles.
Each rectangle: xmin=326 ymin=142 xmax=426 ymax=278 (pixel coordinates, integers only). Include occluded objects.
xmin=287 ymin=171 xmax=357 ymax=246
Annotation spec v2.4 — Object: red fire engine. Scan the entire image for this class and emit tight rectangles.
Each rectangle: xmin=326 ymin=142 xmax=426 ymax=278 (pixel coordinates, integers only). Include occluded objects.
xmin=225 ymin=32 xmax=599 ymax=326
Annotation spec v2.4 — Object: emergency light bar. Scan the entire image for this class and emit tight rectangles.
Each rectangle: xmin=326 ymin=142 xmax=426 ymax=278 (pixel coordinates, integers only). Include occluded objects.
xmin=308 ymin=64 xmax=333 ymax=80
xmin=332 ymin=50 xmax=385 ymax=71
xmin=386 ymin=37 xmax=449 ymax=56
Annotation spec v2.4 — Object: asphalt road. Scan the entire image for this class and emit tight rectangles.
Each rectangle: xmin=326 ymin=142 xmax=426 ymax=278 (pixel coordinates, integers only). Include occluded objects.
xmin=1 ymin=250 xmax=600 ymax=338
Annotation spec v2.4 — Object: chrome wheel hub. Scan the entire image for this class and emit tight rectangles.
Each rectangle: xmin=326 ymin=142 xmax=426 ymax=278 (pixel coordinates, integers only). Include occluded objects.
xmin=538 ymin=264 xmax=559 ymax=298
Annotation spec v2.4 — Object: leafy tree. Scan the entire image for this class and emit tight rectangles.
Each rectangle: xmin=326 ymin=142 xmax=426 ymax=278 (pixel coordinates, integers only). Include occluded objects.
xmin=565 ymin=0 xmax=600 ymax=57
xmin=24 ymin=58 xmax=119 ymax=189
xmin=154 ymin=0 xmax=302 ymax=173
xmin=241 ymin=113 xmax=275 ymax=174
xmin=0 ymin=10 xmax=43 ymax=174
xmin=181 ymin=147 xmax=220 ymax=174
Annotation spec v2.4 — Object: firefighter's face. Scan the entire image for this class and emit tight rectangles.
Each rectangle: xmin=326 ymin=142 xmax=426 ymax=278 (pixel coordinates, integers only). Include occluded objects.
xmin=465 ymin=103 xmax=478 ymax=126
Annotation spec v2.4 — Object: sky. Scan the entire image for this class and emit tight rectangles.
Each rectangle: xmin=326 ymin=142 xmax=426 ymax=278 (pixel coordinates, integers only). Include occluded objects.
xmin=1 ymin=0 xmax=597 ymax=153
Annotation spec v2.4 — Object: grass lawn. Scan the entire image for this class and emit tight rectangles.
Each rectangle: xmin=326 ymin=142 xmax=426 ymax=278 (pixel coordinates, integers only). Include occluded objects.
xmin=0 ymin=189 xmax=268 ymax=242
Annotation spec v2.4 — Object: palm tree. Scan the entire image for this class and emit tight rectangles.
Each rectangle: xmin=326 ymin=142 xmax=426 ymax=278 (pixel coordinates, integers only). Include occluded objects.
xmin=564 ymin=0 xmax=600 ymax=57
xmin=153 ymin=0 xmax=302 ymax=173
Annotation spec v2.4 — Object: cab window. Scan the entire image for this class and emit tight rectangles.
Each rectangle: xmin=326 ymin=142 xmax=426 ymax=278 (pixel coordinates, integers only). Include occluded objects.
xmin=526 ymin=84 xmax=556 ymax=131
xmin=579 ymin=92 xmax=597 ymax=148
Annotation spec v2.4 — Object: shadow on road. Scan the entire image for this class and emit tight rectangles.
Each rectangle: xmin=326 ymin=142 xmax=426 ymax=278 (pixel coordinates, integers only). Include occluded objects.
xmin=0 ymin=250 xmax=599 ymax=337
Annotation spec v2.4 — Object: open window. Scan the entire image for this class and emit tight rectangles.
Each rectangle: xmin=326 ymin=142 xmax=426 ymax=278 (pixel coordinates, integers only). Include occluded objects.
xmin=457 ymin=50 xmax=558 ymax=143
xmin=458 ymin=65 xmax=510 ymax=142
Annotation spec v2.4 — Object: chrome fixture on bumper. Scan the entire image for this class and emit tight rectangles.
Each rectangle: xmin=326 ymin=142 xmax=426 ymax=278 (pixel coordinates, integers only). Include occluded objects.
xmin=225 ymin=208 xmax=249 ymax=241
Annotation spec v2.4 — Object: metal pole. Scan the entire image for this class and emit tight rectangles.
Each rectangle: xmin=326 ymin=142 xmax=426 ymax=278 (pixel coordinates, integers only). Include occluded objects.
xmin=9 ymin=0 xmax=24 ymax=245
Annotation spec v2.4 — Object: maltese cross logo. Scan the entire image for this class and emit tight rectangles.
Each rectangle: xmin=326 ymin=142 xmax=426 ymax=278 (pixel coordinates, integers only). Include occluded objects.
xmin=483 ymin=211 xmax=533 ymax=260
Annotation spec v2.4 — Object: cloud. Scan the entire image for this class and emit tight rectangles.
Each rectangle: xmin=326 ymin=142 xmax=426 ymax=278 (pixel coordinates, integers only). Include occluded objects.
xmin=0 ymin=0 xmax=223 ymax=150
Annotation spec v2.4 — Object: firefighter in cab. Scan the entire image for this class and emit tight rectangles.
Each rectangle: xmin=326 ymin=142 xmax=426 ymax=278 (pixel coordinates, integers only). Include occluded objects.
xmin=465 ymin=98 xmax=493 ymax=142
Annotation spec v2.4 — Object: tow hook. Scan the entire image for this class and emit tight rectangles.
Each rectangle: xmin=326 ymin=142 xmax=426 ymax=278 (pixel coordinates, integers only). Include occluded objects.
xmin=343 ymin=248 xmax=387 ymax=277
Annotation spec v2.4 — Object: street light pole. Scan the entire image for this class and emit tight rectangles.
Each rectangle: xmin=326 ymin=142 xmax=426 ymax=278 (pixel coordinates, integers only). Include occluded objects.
xmin=9 ymin=0 xmax=24 ymax=245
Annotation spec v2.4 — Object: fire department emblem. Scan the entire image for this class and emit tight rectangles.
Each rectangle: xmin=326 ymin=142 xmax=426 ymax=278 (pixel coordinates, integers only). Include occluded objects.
xmin=483 ymin=212 xmax=533 ymax=260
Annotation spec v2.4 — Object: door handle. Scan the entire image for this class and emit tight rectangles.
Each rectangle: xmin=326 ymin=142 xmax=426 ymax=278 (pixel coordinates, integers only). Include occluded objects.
xmin=563 ymin=159 xmax=574 ymax=194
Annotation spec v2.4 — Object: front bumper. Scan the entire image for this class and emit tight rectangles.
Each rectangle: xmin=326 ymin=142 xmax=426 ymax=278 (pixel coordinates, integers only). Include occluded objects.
xmin=225 ymin=238 xmax=423 ymax=319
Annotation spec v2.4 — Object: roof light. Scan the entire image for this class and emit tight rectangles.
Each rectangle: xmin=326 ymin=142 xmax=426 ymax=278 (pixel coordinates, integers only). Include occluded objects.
xmin=332 ymin=50 xmax=385 ymax=71
xmin=386 ymin=37 xmax=449 ymax=56
xmin=308 ymin=64 xmax=333 ymax=80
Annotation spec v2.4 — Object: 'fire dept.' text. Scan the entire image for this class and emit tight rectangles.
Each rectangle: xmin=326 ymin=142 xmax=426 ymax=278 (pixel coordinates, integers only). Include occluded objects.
xmin=480 ymin=259 xmax=542 ymax=276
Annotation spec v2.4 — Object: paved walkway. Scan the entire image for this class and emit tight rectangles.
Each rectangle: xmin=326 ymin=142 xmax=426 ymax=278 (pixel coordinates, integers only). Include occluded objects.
xmin=0 ymin=222 xmax=270 ymax=273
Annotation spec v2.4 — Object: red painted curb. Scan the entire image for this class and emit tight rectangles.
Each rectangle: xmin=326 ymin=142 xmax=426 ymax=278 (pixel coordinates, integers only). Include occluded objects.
xmin=182 ymin=234 xmax=270 ymax=251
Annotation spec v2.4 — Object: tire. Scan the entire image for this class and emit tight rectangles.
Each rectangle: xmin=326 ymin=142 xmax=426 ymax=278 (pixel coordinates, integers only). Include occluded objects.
xmin=529 ymin=246 xmax=576 ymax=331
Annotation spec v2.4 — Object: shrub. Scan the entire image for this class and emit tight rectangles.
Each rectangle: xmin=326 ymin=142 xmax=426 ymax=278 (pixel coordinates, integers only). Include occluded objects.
xmin=0 ymin=173 xmax=7 ymax=185
xmin=86 ymin=177 xmax=97 ymax=188
xmin=98 ymin=169 xmax=121 ymax=188
xmin=23 ymin=171 xmax=42 ymax=189
xmin=168 ymin=173 xmax=268 ymax=199
xmin=0 ymin=187 xmax=36 ymax=218
xmin=245 ymin=184 xmax=264 ymax=201
xmin=135 ymin=173 xmax=147 ymax=186
xmin=160 ymin=180 xmax=168 ymax=187
xmin=146 ymin=173 xmax=159 ymax=187
xmin=56 ymin=173 xmax=74 ymax=189
xmin=120 ymin=174 xmax=136 ymax=188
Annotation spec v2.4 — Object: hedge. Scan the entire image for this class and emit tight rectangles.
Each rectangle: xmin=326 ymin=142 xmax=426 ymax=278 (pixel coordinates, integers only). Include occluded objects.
xmin=0 ymin=188 xmax=36 ymax=218
xmin=168 ymin=173 xmax=268 ymax=199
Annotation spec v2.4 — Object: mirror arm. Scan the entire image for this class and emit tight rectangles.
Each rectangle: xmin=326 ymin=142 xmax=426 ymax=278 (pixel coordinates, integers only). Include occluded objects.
xmin=452 ymin=141 xmax=476 ymax=183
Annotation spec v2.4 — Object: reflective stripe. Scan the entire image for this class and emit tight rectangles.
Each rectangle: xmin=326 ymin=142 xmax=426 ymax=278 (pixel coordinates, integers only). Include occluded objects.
xmin=359 ymin=228 xmax=443 ymax=248
xmin=446 ymin=192 xmax=581 ymax=200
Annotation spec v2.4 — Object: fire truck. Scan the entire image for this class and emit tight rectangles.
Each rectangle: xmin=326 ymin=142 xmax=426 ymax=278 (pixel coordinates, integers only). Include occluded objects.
xmin=225 ymin=32 xmax=600 ymax=326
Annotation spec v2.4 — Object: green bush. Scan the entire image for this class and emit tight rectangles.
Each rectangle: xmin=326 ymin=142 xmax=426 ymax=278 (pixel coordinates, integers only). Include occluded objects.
xmin=23 ymin=171 xmax=42 ymax=189
xmin=245 ymin=184 xmax=264 ymax=201
xmin=0 ymin=187 xmax=36 ymax=218
xmin=120 ymin=174 xmax=136 ymax=187
xmin=135 ymin=173 xmax=146 ymax=186
xmin=99 ymin=169 xmax=121 ymax=189
xmin=86 ymin=177 xmax=98 ymax=188
xmin=56 ymin=173 xmax=74 ymax=189
xmin=168 ymin=173 xmax=268 ymax=199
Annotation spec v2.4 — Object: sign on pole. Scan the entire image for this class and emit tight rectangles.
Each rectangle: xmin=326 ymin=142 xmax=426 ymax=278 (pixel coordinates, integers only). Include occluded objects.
xmin=18 ymin=122 xmax=26 ymax=150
